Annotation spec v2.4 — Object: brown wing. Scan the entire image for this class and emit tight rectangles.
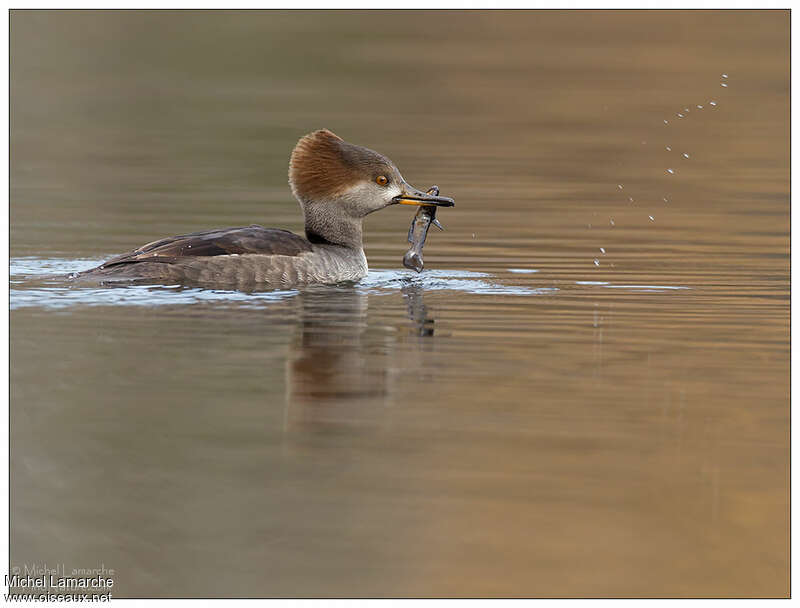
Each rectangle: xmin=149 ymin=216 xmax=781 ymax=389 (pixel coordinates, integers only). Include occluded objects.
xmin=101 ymin=225 xmax=313 ymax=268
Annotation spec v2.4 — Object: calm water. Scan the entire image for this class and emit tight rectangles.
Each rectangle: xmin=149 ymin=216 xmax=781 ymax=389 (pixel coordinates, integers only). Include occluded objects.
xmin=10 ymin=10 xmax=788 ymax=597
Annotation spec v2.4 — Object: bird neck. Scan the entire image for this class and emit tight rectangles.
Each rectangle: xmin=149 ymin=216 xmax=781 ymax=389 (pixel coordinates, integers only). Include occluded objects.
xmin=302 ymin=201 xmax=364 ymax=250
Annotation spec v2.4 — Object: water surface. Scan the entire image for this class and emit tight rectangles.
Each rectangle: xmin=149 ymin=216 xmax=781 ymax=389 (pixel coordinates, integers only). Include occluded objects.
xmin=10 ymin=10 xmax=788 ymax=598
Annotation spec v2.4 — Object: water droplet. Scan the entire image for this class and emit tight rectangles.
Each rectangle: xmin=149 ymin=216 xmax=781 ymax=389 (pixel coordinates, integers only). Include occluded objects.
xmin=722 ymin=73 xmax=728 ymax=78
xmin=682 ymin=153 xmax=690 ymax=159
xmin=697 ymin=105 xmax=704 ymax=109
xmin=600 ymin=247 xmax=606 ymax=254
xmin=677 ymin=113 xmax=684 ymax=118
xmin=471 ymin=233 xmax=476 ymax=239
xmin=663 ymin=119 xmax=669 ymax=124
xmin=649 ymin=216 xmax=655 ymax=222
xmin=609 ymin=218 xmax=615 ymax=226
xmin=593 ymin=259 xmax=600 ymax=267
xmin=667 ymin=168 xmax=675 ymax=174
xmin=721 ymin=83 xmax=728 ymax=87
xmin=709 ymin=101 xmax=717 ymax=106
xmin=684 ymin=108 xmax=690 ymax=112
xmin=663 ymin=197 xmax=669 ymax=203
xmin=617 ymin=184 xmax=623 ymax=189
xmin=665 ymin=146 xmax=672 ymax=151
xmin=628 ymin=197 xmax=634 ymax=203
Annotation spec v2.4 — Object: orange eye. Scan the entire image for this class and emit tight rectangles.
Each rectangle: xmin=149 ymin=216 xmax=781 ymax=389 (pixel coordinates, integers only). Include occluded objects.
xmin=376 ymin=175 xmax=388 ymax=186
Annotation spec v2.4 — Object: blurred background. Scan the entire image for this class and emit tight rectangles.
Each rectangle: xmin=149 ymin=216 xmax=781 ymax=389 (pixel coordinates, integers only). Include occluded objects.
xmin=11 ymin=10 xmax=788 ymax=597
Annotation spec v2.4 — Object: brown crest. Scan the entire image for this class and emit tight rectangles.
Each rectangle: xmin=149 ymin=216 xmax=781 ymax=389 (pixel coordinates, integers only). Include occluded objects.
xmin=289 ymin=129 xmax=395 ymax=202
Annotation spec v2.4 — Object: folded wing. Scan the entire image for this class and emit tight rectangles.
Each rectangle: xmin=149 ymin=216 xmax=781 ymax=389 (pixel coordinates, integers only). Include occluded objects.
xmin=101 ymin=225 xmax=313 ymax=268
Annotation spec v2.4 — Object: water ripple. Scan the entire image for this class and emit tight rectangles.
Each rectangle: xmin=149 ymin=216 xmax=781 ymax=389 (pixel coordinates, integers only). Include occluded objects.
xmin=10 ymin=258 xmax=551 ymax=310
xmin=10 ymin=257 xmax=692 ymax=311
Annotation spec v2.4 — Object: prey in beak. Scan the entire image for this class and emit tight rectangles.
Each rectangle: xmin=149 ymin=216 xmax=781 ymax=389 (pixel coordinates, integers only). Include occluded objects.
xmin=402 ymin=185 xmax=452 ymax=273
xmin=393 ymin=182 xmax=455 ymax=207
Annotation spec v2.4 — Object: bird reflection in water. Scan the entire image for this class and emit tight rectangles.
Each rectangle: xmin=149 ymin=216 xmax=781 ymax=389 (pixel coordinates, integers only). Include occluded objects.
xmin=284 ymin=283 xmax=437 ymax=430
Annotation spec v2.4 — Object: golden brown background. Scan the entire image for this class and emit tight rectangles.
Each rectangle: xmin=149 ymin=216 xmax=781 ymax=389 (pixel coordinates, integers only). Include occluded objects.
xmin=11 ymin=10 xmax=789 ymax=597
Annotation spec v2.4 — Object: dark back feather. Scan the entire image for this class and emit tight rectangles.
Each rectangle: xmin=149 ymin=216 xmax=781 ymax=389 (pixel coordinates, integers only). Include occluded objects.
xmin=101 ymin=225 xmax=313 ymax=268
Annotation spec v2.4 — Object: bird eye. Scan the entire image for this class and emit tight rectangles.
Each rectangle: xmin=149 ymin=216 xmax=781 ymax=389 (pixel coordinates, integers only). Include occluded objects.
xmin=376 ymin=175 xmax=388 ymax=186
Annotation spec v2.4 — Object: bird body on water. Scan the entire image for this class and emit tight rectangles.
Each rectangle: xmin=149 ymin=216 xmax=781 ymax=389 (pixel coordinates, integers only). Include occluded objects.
xmin=72 ymin=129 xmax=454 ymax=289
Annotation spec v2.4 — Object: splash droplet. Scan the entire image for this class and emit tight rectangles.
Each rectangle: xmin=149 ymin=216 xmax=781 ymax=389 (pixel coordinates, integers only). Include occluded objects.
xmin=600 ymin=247 xmax=606 ymax=254
xmin=667 ymin=168 xmax=675 ymax=174
xmin=666 ymin=146 xmax=672 ymax=151
xmin=648 ymin=216 xmax=655 ymax=222
xmin=684 ymin=108 xmax=690 ymax=112
xmin=677 ymin=113 xmax=684 ymax=118
xmin=663 ymin=197 xmax=669 ymax=203
xmin=721 ymin=83 xmax=728 ymax=87
xmin=617 ymin=184 xmax=623 ymax=190
xmin=593 ymin=259 xmax=600 ymax=267
xmin=682 ymin=153 xmax=690 ymax=159
xmin=609 ymin=218 xmax=615 ymax=226
xmin=663 ymin=119 xmax=669 ymax=124
xmin=697 ymin=105 xmax=704 ymax=109
xmin=628 ymin=197 xmax=634 ymax=203
xmin=709 ymin=101 xmax=717 ymax=106
xmin=722 ymin=73 xmax=728 ymax=78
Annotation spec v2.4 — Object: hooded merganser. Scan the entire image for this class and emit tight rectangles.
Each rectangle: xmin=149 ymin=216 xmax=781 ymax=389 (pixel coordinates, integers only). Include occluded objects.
xmin=72 ymin=129 xmax=454 ymax=288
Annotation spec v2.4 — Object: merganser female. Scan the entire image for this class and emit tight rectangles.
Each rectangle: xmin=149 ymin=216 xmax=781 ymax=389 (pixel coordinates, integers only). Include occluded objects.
xmin=71 ymin=129 xmax=454 ymax=288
